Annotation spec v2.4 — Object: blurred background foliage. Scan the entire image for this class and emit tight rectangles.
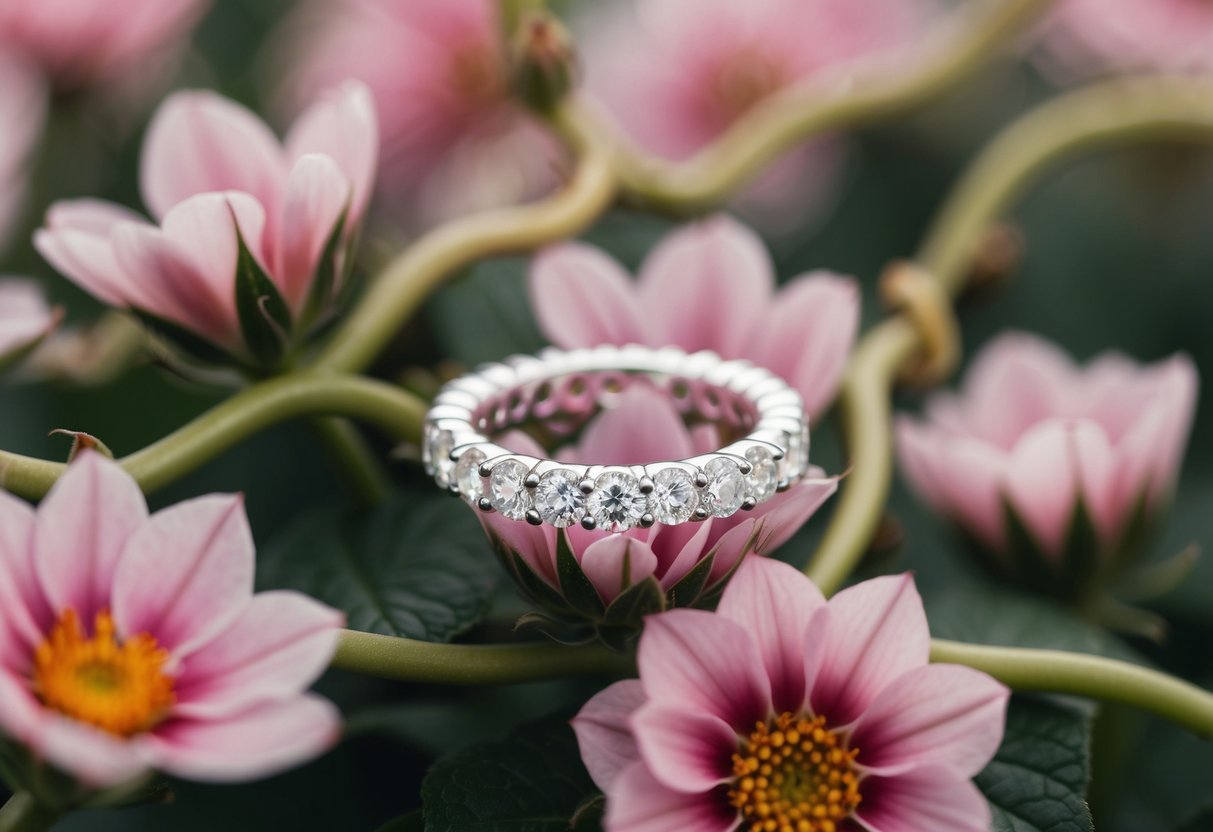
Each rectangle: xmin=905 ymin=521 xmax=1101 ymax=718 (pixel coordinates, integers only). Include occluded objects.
xmin=2 ymin=0 xmax=1213 ymax=829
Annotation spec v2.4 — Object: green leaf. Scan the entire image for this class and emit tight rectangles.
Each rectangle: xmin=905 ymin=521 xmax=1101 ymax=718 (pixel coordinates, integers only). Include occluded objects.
xmin=421 ymin=715 xmax=601 ymax=832
xmin=257 ymin=490 xmax=498 ymax=641
xmin=233 ymin=223 xmax=292 ymax=367
xmin=978 ymin=697 xmax=1093 ymax=832
xmin=425 ymin=259 xmax=546 ymax=365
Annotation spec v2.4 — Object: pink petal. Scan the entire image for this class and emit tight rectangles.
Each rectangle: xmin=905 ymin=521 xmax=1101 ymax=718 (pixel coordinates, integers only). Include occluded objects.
xmin=850 ymin=664 xmax=1008 ymax=778
xmin=654 ymin=518 xmax=716 ymax=588
xmin=0 ymin=281 xmax=56 ymax=358
xmin=637 ymin=215 xmax=773 ymax=355
xmin=479 ymin=510 xmax=558 ymax=586
xmin=284 ymin=79 xmax=378 ymax=224
xmin=0 ymin=670 xmax=44 ymax=746
xmin=637 ymin=609 xmax=770 ymax=731
xmin=894 ymin=416 xmax=950 ymax=516
xmin=580 ymin=536 xmax=660 ymax=604
xmin=529 ymin=243 xmax=648 ymax=349
xmin=274 ymin=154 xmax=349 ymax=313
xmin=35 ymin=199 xmax=149 ymax=308
xmin=35 ymin=711 xmax=150 ymax=787
xmin=497 ymin=428 xmax=548 ymax=458
xmin=113 ymin=494 xmax=255 ymax=659
xmin=933 ymin=434 xmax=1007 ymax=553
xmin=173 ymin=591 xmax=343 ymax=720
xmin=34 ymin=451 xmax=149 ymax=625
xmin=716 ymin=557 xmax=826 ymax=713
xmin=1002 ymin=419 xmax=1089 ymax=557
xmin=1115 ymin=354 xmax=1198 ymax=509
xmin=855 ymin=767 xmax=991 ymax=832
xmin=961 ymin=332 xmax=1074 ymax=449
xmin=572 ymin=679 xmax=646 ymax=791
xmin=630 ymin=702 xmax=736 ymax=792
xmin=140 ymin=90 xmax=287 ymax=221
xmin=605 ymin=760 xmax=739 ymax=832
xmin=748 ymin=474 xmax=838 ymax=554
xmin=0 ymin=488 xmax=46 ymax=655
xmin=147 ymin=694 xmax=340 ymax=783
xmin=703 ymin=517 xmax=761 ymax=584
xmin=811 ymin=574 xmax=929 ymax=727
xmin=745 ymin=272 xmax=859 ymax=419
xmin=572 ymin=387 xmax=695 ymax=465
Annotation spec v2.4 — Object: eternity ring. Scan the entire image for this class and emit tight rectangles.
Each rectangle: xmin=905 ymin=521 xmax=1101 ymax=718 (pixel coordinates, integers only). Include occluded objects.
xmin=422 ymin=344 xmax=810 ymax=531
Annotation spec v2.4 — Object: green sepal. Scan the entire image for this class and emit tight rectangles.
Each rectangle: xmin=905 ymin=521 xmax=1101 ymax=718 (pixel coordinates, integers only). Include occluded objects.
xmin=556 ymin=528 xmax=606 ymax=619
xmin=507 ymin=549 xmax=580 ymax=618
xmin=665 ymin=550 xmax=716 ymax=609
xmin=233 ymin=223 xmax=292 ymax=368
xmin=994 ymin=494 xmax=1105 ymax=604
xmin=602 ymin=574 xmax=665 ymax=627
xmin=299 ymin=205 xmax=349 ymax=334
xmin=130 ymin=306 xmax=242 ymax=369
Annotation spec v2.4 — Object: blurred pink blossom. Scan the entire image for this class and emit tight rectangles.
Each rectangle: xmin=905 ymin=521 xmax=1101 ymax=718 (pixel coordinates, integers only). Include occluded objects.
xmin=0 ymin=452 xmax=343 ymax=788
xmin=35 ymin=81 xmax=377 ymax=361
xmin=530 ymin=215 xmax=859 ymax=420
xmin=0 ymin=280 xmax=57 ymax=363
xmin=0 ymin=50 xmax=44 ymax=248
xmin=897 ymin=332 xmax=1198 ymax=562
xmin=578 ymin=0 xmax=937 ymax=225
xmin=1036 ymin=0 xmax=1213 ymax=80
xmin=481 ymin=388 xmax=837 ymax=615
xmin=277 ymin=0 xmax=560 ymax=225
xmin=573 ymin=557 xmax=1008 ymax=831
xmin=0 ymin=0 xmax=209 ymax=92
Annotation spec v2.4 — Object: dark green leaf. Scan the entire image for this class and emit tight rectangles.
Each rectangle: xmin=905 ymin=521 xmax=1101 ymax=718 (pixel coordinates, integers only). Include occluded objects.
xmin=425 ymin=259 xmax=546 ymax=365
xmin=556 ymin=530 xmax=606 ymax=619
xmin=421 ymin=715 xmax=600 ymax=832
xmin=257 ymin=490 xmax=498 ymax=641
xmin=233 ymin=223 xmax=292 ymax=367
xmin=300 ymin=206 xmax=349 ymax=333
xmin=978 ymin=697 xmax=1093 ymax=832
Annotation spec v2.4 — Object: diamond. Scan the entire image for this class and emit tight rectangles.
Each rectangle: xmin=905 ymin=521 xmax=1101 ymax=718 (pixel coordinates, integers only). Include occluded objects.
xmin=745 ymin=447 xmax=778 ymax=502
xmin=587 ymin=471 xmax=647 ymax=532
xmin=780 ymin=424 xmax=810 ymax=482
xmin=454 ymin=447 xmax=487 ymax=503
xmin=535 ymin=469 xmax=587 ymax=527
xmin=648 ymin=467 xmax=698 ymax=525
xmin=488 ymin=459 xmax=531 ymax=520
xmin=424 ymin=427 xmax=456 ymax=488
xmin=702 ymin=457 xmax=745 ymax=518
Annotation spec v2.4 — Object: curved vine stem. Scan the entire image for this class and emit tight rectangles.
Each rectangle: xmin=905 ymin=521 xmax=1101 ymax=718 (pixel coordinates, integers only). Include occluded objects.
xmin=0 ymin=374 xmax=426 ymax=501
xmin=805 ymin=75 xmax=1213 ymax=596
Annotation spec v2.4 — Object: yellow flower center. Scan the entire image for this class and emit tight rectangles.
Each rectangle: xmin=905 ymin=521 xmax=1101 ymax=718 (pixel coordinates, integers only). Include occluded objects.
xmin=729 ymin=712 xmax=862 ymax=832
xmin=33 ymin=609 xmax=175 ymax=737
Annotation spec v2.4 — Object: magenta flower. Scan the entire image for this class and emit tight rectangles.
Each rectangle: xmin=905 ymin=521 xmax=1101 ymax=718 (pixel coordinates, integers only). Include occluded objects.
xmin=0 ymin=452 xmax=343 ymax=790
xmin=0 ymin=280 xmax=58 ymax=365
xmin=578 ymin=0 xmax=936 ymax=223
xmin=35 ymin=81 xmax=377 ymax=367
xmin=0 ymin=0 xmax=209 ymax=92
xmin=530 ymin=215 xmax=859 ymax=420
xmin=480 ymin=388 xmax=837 ymax=638
xmin=897 ymin=332 xmax=1198 ymax=590
xmin=573 ymin=556 xmax=1008 ymax=831
xmin=1035 ymin=0 xmax=1213 ymax=80
xmin=0 ymin=50 xmax=44 ymax=249
xmin=276 ymin=0 xmax=560 ymax=225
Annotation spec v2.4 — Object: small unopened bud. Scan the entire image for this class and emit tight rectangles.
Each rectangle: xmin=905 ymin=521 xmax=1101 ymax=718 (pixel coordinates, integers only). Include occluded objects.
xmin=966 ymin=222 xmax=1024 ymax=296
xmin=50 ymin=429 xmax=114 ymax=462
xmin=510 ymin=12 xmax=577 ymax=113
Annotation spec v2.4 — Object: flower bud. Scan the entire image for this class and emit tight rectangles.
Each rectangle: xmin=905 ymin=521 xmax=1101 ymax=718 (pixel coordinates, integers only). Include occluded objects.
xmin=509 ymin=12 xmax=577 ymax=113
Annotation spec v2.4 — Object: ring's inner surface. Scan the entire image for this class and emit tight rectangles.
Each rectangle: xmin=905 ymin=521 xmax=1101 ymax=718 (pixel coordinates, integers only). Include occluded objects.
xmin=470 ymin=371 xmax=761 ymax=445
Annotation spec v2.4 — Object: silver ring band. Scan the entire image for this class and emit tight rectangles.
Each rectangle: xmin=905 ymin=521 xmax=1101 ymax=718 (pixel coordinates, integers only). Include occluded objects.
xmin=422 ymin=344 xmax=810 ymax=530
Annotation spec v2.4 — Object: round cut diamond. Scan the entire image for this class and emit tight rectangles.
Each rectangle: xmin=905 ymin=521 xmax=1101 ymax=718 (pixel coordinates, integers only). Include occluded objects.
xmin=454 ymin=447 xmax=486 ymax=503
xmin=587 ymin=471 xmax=647 ymax=531
xmin=425 ymin=428 xmax=456 ymax=488
xmin=488 ymin=459 xmax=531 ymax=520
xmin=649 ymin=467 xmax=698 ymax=525
xmin=745 ymin=447 xmax=778 ymax=502
xmin=702 ymin=457 xmax=745 ymax=518
xmin=535 ymin=469 xmax=587 ymax=527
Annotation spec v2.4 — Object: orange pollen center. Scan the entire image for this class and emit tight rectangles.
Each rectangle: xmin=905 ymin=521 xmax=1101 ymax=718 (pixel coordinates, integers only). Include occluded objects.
xmin=33 ymin=609 xmax=174 ymax=737
xmin=728 ymin=712 xmax=862 ymax=832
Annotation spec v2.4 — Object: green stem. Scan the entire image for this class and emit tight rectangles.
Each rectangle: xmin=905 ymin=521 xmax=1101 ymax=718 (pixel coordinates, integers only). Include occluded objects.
xmin=0 ymin=793 xmax=58 ymax=832
xmin=331 ymin=629 xmax=631 ymax=685
xmin=605 ymin=0 xmax=1055 ymax=212
xmin=0 ymin=373 xmax=426 ymax=501
xmin=931 ymin=640 xmax=1213 ymax=739
xmin=312 ymin=112 xmax=615 ymax=375
xmin=307 ymin=418 xmax=390 ymax=505
xmin=804 ymin=74 xmax=1213 ymax=596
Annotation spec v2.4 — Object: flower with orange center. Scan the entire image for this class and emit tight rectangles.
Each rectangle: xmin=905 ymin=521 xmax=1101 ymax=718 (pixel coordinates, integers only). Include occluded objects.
xmin=573 ymin=558 xmax=1010 ymax=831
xmin=0 ymin=452 xmax=344 ymax=788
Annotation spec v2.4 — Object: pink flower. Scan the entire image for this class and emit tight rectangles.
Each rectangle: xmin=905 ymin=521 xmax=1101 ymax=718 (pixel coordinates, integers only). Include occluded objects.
xmin=275 ymin=0 xmax=560 ymax=225
xmin=573 ymin=557 xmax=1009 ymax=831
xmin=480 ymin=388 xmax=837 ymax=633
xmin=0 ymin=280 xmax=58 ymax=364
xmin=0 ymin=452 xmax=343 ymax=789
xmin=0 ymin=49 xmax=44 ymax=249
xmin=1035 ymin=0 xmax=1213 ymax=80
xmin=897 ymin=332 xmax=1198 ymax=573
xmin=35 ymin=81 xmax=377 ymax=366
xmin=530 ymin=215 xmax=859 ymax=420
xmin=0 ymin=0 xmax=209 ymax=92
xmin=578 ymin=0 xmax=936 ymax=224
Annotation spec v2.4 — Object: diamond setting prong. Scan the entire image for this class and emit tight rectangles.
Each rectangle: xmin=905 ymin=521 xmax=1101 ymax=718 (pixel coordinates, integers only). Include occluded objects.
xmin=525 ymin=509 xmax=543 ymax=526
xmin=580 ymin=516 xmax=597 ymax=530
xmin=477 ymin=497 xmax=494 ymax=512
